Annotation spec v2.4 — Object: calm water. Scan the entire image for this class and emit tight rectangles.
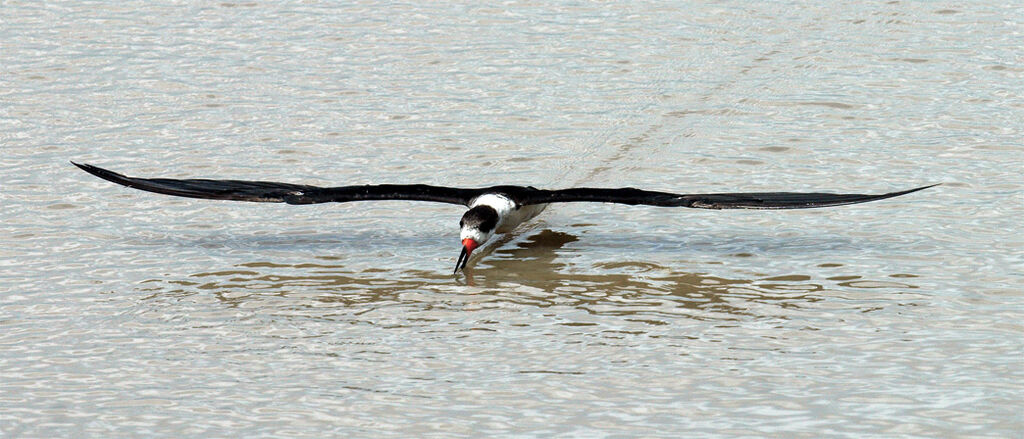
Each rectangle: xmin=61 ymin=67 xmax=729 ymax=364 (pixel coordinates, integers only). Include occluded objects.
xmin=3 ymin=1 xmax=1022 ymax=437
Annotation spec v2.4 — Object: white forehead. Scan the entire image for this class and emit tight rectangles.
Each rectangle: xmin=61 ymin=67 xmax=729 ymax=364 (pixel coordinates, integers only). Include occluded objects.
xmin=460 ymin=227 xmax=488 ymax=242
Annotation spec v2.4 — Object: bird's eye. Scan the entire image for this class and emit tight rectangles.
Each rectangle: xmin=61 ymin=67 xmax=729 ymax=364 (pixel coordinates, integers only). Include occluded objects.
xmin=459 ymin=220 xmax=464 ymax=227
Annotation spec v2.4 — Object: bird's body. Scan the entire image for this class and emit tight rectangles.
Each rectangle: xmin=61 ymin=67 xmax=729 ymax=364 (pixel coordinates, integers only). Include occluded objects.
xmin=72 ymin=162 xmax=936 ymax=272
xmin=470 ymin=193 xmax=548 ymax=234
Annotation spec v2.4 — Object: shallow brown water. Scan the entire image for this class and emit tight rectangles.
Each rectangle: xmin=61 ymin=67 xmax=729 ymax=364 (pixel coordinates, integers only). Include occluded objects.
xmin=3 ymin=1 xmax=1022 ymax=437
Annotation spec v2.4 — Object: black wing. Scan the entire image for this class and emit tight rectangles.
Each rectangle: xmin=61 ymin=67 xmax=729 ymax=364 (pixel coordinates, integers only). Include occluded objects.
xmin=72 ymin=162 xmax=479 ymax=206
xmin=515 ymin=184 xmax=938 ymax=209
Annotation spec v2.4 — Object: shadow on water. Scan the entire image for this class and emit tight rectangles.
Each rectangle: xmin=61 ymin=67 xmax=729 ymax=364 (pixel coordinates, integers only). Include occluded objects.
xmin=140 ymin=228 xmax=923 ymax=324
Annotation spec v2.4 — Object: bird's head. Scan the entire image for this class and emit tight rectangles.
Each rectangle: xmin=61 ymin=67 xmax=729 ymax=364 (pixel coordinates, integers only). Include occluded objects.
xmin=455 ymin=205 xmax=499 ymax=272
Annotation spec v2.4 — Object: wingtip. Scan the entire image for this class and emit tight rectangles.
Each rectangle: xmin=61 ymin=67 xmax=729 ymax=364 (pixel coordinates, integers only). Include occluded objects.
xmin=70 ymin=161 xmax=94 ymax=172
xmin=906 ymin=183 xmax=941 ymax=194
xmin=71 ymin=162 xmax=132 ymax=186
xmin=874 ymin=183 xmax=940 ymax=202
xmin=71 ymin=161 xmax=102 ymax=176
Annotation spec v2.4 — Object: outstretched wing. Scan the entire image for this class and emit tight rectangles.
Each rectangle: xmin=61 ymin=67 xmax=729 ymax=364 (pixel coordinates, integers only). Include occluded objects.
xmin=515 ymin=184 xmax=938 ymax=209
xmin=74 ymin=162 xmax=936 ymax=209
xmin=72 ymin=162 xmax=479 ymax=206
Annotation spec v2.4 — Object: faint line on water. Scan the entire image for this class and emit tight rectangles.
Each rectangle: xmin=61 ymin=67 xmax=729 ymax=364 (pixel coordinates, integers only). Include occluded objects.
xmin=516 ymin=370 xmax=585 ymax=375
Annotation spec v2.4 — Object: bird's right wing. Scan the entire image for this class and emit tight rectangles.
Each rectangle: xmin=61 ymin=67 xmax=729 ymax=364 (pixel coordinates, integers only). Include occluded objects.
xmin=73 ymin=162 xmax=480 ymax=206
xmin=517 ymin=185 xmax=938 ymax=209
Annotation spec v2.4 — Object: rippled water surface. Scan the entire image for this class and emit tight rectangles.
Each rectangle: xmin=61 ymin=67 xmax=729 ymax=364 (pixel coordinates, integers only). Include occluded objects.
xmin=3 ymin=1 xmax=1022 ymax=437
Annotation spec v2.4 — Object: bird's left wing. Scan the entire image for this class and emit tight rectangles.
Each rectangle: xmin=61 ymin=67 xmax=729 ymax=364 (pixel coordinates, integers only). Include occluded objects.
xmin=515 ymin=184 xmax=938 ymax=209
xmin=73 ymin=162 xmax=480 ymax=206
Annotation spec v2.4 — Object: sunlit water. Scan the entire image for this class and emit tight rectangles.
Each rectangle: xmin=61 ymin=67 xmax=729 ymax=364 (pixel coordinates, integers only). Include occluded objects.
xmin=3 ymin=1 xmax=1022 ymax=437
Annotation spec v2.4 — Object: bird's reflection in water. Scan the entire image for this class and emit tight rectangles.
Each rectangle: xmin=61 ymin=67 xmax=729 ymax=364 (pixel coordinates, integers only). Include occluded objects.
xmin=468 ymin=229 xmax=826 ymax=322
xmin=147 ymin=228 xmax=922 ymax=326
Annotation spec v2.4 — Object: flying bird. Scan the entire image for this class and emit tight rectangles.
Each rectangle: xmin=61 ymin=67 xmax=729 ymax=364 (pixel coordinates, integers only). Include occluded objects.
xmin=72 ymin=162 xmax=936 ymax=272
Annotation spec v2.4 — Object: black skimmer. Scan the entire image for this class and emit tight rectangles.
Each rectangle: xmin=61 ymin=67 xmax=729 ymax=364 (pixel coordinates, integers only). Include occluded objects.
xmin=72 ymin=162 xmax=937 ymax=272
